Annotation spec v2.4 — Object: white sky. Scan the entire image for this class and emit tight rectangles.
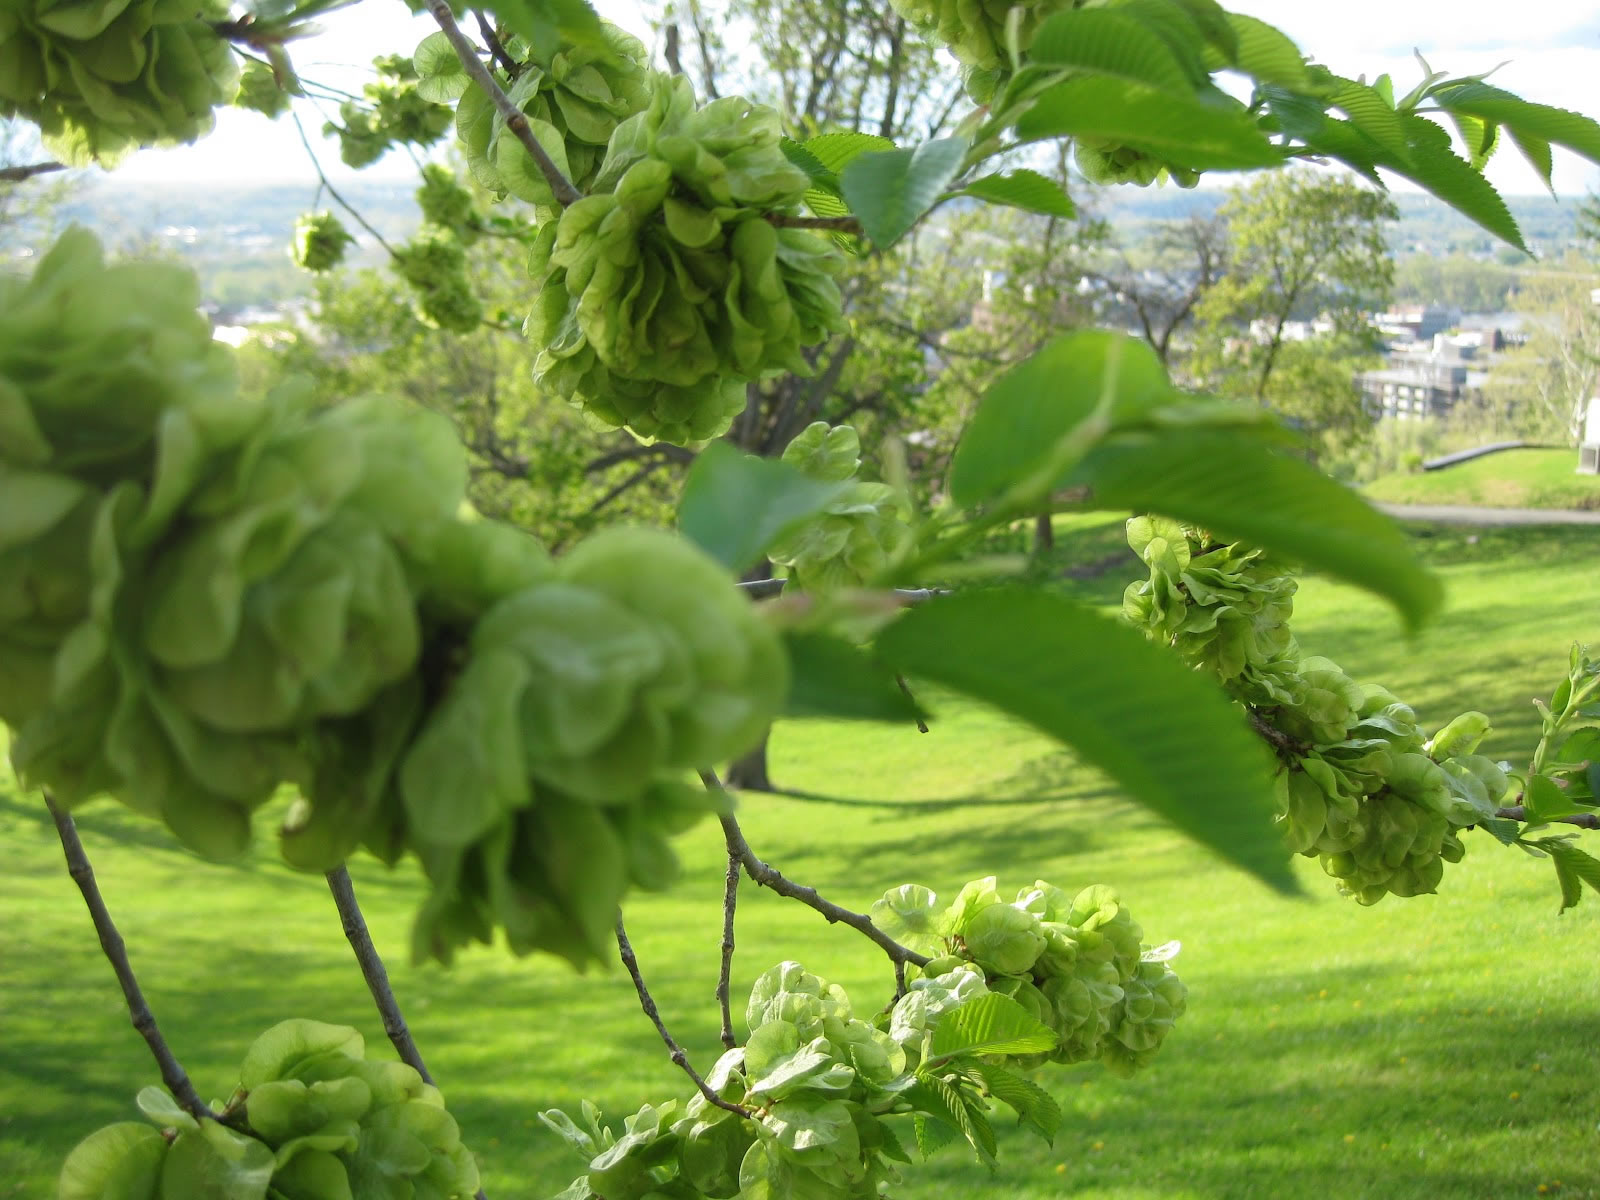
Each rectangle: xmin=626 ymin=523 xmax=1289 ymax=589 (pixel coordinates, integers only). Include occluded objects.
xmin=108 ymin=0 xmax=1600 ymax=199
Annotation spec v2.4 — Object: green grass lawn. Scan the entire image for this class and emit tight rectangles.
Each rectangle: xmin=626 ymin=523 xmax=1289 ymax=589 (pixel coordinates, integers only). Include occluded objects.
xmin=2 ymin=523 xmax=1598 ymax=1199
xmin=1363 ymin=448 xmax=1600 ymax=511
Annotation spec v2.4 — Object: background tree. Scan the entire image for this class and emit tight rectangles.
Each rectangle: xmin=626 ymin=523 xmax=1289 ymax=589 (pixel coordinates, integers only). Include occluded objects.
xmin=1480 ymin=258 xmax=1600 ymax=444
xmin=1191 ymin=171 xmax=1397 ymax=456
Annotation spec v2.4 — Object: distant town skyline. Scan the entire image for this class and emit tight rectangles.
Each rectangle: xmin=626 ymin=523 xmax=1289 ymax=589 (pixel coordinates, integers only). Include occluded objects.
xmin=105 ymin=0 xmax=1600 ymax=201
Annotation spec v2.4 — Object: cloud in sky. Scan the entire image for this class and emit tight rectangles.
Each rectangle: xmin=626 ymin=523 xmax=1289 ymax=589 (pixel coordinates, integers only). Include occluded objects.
xmin=107 ymin=0 xmax=1599 ymax=199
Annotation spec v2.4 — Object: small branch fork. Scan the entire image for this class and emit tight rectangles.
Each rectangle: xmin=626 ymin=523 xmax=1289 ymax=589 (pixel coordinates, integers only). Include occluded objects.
xmin=325 ymin=866 xmax=434 ymax=1084
xmin=614 ymin=915 xmax=751 ymax=1117
xmin=44 ymin=795 xmax=219 ymax=1124
xmin=703 ymin=771 xmax=930 ymax=971
xmin=425 ymin=1 xmax=581 ymax=207
xmin=717 ymin=851 xmax=740 ymax=1050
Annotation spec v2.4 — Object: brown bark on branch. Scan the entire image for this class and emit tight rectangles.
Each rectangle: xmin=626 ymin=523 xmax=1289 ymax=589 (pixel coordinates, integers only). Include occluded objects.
xmin=1496 ymin=805 xmax=1600 ymax=830
xmin=325 ymin=867 xmax=434 ymax=1084
xmin=0 ymin=161 xmax=67 ymax=183
xmin=704 ymin=772 xmax=930 ymax=969
xmin=614 ymin=915 xmax=751 ymax=1117
xmin=765 ymin=213 xmax=864 ymax=234
xmin=45 ymin=795 xmax=219 ymax=1124
xmin=717 ymin=852 xmax=740 ymax=1050
xmin=425 ymin=1 xmax=581 ymax=207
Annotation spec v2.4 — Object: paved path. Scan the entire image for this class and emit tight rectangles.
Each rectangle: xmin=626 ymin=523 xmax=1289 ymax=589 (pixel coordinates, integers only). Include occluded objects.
xmin=1377 ymin=502 xmax=1600 ymax=526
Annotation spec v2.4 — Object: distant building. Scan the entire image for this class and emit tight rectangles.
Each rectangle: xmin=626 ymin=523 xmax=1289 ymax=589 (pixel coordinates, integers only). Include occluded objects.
xmin=1357 ymin=335 xmax=1489 ymax=420
xmin=1580 ymin=396 xmax=1600 ymax=475
xmin=1373 ymin=304 xmax=1459 ymax=341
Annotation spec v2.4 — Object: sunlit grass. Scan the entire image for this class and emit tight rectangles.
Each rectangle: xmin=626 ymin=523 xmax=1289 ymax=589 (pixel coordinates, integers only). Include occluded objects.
xmin=1363 ymin=449 xmax=1600 ymax=511
xmin=1 ymin=523 xmax=1596 ymax=1199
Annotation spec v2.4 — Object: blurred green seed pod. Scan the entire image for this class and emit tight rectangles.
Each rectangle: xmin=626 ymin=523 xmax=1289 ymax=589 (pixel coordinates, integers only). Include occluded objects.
xmin=292 ymin=211 xmax=355 ymax=273
xmin=523 ymin=74 xmax=844 ymax=445
xmin=416 ymin=164 xmax=481 ymax=242
xmin=393 ymin=229 xmax=483 ymax=333
xmin=1101 ymin=958 xmax=1187 ymax=1076
xmin=767 ymin=423 xmax=914 ymax=591
xmin=0 ymin=0 xmax=239 ymax=165
xmin=235 ymin=59 xmax=294 ymax=118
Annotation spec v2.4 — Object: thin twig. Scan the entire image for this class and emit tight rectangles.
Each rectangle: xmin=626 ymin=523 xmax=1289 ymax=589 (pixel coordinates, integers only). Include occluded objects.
xmin=44 ymin=795 xmax=219 ymax=1123
xmin=473 ymin=10 xmax=519 ymax=78
xmin=0 ymin=161 xmax=67 ymax=183
xmin=290 ymin=112 xmax=398 ymax=256
xmin=766 ymin=213 xmax=865 ymax=234
xmin=425 ymin=0 xmax=581 ymax=207
xmin=734 ymin=581 xmax=945 ymax=603
xmin=896 ymin=674 xmax=929 ymax=733
xmin=717 ymin=852 xmax=740 ymax=1050
xmin=325 ymin=867 xmax=434 ymax=1084
xmin=703 ymin=771 xmax=930 ymax=969
xmin=614 ymin=915 xmax=751 ymax=1117
xmin=1496 ymin=805 xmax=1600 ymax=830
xmin=893 ymin=958 xmax=908 ymax=1000
xmin=1247 ymin=707 xmax=1310 ymax=761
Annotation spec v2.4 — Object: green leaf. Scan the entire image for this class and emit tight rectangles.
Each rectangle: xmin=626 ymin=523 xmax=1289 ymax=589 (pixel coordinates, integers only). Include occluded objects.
xmin=1540 ymin=840 xmax=1585 ymax=913
xmin=1061 ymin=428 xmax=1443 ymax=631
xmin=489 ymin=0 xmax=604 ymax=58
xmin=911 ymin=1112 xmax=959 ymax=1160
xmin=1028 ymin=9 xmax=1194 ymax=94
xmin=802 ymin=131 xmax=896 ymax=174
xmin=874 ymin=588 xmax=1293 ymax=891
xmin=1479 ymin=816 xmax=1523 ymax=846
xmin=1508 ymin=129 xmax=1554 ymax=190
xmin=957 ymin=169 xmax=1075 ymax=218
xmin=947 ymin=331 xmax=1175 ymax=511
xmin=840 ymin=138 xmax=968 ymax=248
xmin=1328 ymin=78 xmax=1409 ymax=160
xmin=1524 ymin=774 xmax=1587 ymax=822
xmin=1383 ymin=116 xmax=1526 ymax=252
xmin=782 ymin=631 xmax=925 ymax=723
xmin=906 ymin=1076 xmax=995 ymax=1166
xmin=59 ymin=1123 xmax=168 ymax=1200
xmin=929 ymin=993 xmax=1058 ymax=1060
xmin=1015 ymin=77 xmax=1281 ymax=170
xmin=1433 ymin=83 xmax=1600 ymax=167
xmin=677 ymin=441 xmax=850 ymax=573
xmin=1220 ymin=14 xmax=1312 ymax=89
xmin=964 ymin=1061 xmax=1061 ymax=1144
xmin=781 ymin=139 xmax=838 ymax=190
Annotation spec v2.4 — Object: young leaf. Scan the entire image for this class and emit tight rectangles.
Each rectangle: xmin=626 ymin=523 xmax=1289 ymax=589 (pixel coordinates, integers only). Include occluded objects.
xmin=1219 ymin=14 xmax=1312 ymax=89
xmin=782 ymin=632 xmax=926 ymax=723
xmin=1541 ymin=840 xmax=1585 ymax=913
xmin=489 ymin=0 xmax=604 ymax=57
xmin=958 ymin=169 xmax=1075 ymax=217
xmin=840 ymin=138 xmax=968 ymax=248
xmin=874 ymin=588 xmax=1294 ymax=891
xmin=1432 ymin=83 xmax=1600 ymax=167
xmin=1027 ymin=9 xmax=1195 ymax=94
xmin=1384 ymin=115 xmax=1526 ymax=252
xmin=1061 ymin=428 xmax=1443 ymax=631
xmin=964 ymin=1061 xmax=1061 ymax=1144
xmin=678 ymin=441 xmax=850 ymax=573
xmin=929 ymin=993 xmax=1058 ymax=1060
xmin=947 ymin=331 xmax=1175 ymax=511
xmin=802 ymin=131 xmax=897 ymax=174
xmin=1014 ymin=77 xmax=1281 ymax=169
xmin=911 ymin=1112 xmax=960 ymax=1160
xmin=1328 ymin=78 xmax=1409 ymax=160
xmin=1524 ymin=774 xmax=1588 ymax=823
xmin=905 ymin=1076 xmax=995 ymax=1166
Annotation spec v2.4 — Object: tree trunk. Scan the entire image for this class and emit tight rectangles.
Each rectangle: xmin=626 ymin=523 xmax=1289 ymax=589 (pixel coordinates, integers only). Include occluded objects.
xmin=725 ymin=734 xmax=775 ymax=792
xmin=1034 ymin=512 xmax=1055 ymax=554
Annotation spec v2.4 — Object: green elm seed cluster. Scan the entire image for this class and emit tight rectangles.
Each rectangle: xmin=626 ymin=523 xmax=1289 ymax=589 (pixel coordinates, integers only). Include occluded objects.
xmin=1123 ymin=516 xmax=1512 ymax=903
xmin=0 ymin=228 xmax=786 ymax=967
xmin=58 ymin=1019 xmax=478 ymax=1200
xmin=767 ymin=423 xmax=915 ymax=591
